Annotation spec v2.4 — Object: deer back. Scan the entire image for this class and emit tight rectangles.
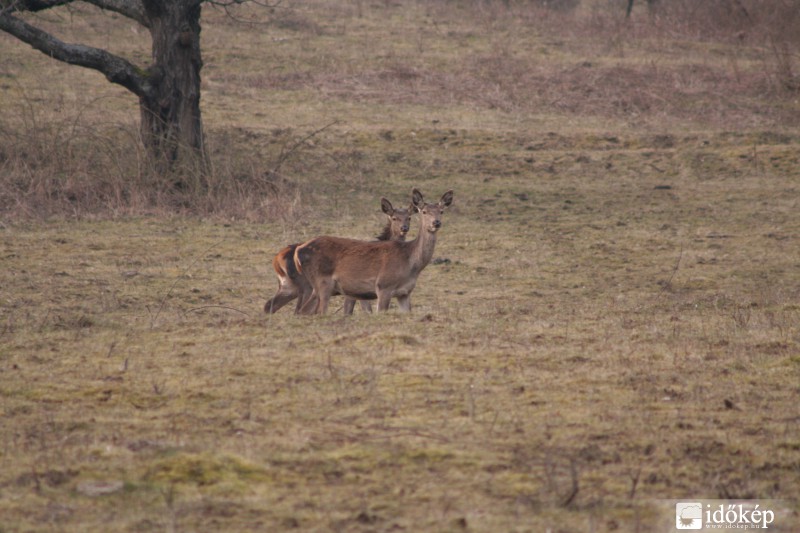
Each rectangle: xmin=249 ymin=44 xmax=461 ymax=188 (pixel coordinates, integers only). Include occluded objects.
xmin=296 ymin=237 xmax=411 ymax=278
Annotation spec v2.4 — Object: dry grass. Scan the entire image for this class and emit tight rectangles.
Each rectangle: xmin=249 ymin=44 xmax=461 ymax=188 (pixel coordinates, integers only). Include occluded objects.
xmin=1 ymin=0 xmax=799 ymax=531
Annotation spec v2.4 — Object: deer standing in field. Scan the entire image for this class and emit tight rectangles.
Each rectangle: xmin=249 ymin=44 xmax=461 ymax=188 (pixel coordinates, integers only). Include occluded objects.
xmin=264 ymin=198 xmax=413 ymax=314
xmin=295 ymin=188 xmax=453 ymax=314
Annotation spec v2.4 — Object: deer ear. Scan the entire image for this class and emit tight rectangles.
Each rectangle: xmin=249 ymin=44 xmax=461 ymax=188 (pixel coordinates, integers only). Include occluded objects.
xmin=439 ymin=190 xmax=454 ymax=209
xmin=412 ymin=188 xmax=424 ymax=210
xmin=381 ymin=198 xmax=393 ymax=215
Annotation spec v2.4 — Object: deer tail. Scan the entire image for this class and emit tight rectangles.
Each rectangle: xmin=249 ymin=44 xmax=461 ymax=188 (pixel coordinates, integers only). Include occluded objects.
xmin=273 ymin=247 xmax=289 ymax=278
xmin=293 ymin=241 xmax=307 ymax=275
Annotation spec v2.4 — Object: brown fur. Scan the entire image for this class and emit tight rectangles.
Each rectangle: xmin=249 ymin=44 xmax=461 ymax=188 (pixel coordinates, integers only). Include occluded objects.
xmin=295 ymin=189 xmax=453 ymax=314
xmin=263 ymin=244 xmax=312 ymax=314
xmin=264 ymin=198 xmax=412 ymax=315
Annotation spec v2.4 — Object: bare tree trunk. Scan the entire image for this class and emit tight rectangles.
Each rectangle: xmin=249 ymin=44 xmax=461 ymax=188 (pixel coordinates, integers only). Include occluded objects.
xmin=141 ymin=0 xmax=208 ymax=178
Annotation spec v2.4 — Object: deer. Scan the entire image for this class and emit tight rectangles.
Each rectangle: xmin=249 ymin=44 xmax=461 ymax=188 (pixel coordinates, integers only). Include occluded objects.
xmin=264 ymin=198 xmax=413 ymax=315
xmin=294 ymin=188 xmax=453 ymax=314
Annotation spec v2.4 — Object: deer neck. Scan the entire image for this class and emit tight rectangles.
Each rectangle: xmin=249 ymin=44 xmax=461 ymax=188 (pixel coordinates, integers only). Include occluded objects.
xmin=376 ymin=222 xmax=393 ymax=241
xmin=408 ymin=222 xmax=438 ymax=272
xmin=376 ymin=220 xmax=407 ymax=242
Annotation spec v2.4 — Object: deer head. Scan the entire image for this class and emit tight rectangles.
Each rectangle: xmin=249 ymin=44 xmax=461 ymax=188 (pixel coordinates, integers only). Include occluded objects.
xmin=412 ymin=188 xmax=454 ymax=234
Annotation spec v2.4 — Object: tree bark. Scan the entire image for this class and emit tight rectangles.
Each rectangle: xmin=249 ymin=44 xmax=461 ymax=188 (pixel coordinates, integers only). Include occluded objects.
xmin=140 ymin=0 xmax=208 ymax=177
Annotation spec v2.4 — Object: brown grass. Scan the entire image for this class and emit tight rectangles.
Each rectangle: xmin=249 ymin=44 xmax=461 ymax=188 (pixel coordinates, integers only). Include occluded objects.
xmin=0 ymin=1 xmax=799 ymax=531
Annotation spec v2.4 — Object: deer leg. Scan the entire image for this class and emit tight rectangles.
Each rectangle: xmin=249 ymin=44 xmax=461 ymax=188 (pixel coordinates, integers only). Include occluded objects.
xmin=316 ymin=279 xmax=335 ymax=314
xmin=264 ymin=279 xmax=298 ymax=314
xmin=294 ymin=273 xmax=316 ymax=314
xmin=396 ymin=294 xmax=411 ymax=313
xmin=359 ymin=300 xmax=373 ymax=313
xmin=376 ymin=289 xmax=392 ymax=312
xmin=265 ymin=290 xmax=296 ymax=313
xmin=296 ymin=288 xmax=317 ymax=314
xmin=343 ymin=297 xmax=356 ymax=315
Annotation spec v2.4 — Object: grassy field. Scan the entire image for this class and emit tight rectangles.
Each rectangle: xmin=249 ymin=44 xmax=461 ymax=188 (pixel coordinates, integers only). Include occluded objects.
xmin=1 ymin=1 xmax=800 ymax=531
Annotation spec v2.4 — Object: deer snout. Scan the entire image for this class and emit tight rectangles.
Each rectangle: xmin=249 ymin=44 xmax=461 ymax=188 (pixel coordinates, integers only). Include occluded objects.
xmin=401 ymin=224 xmax=409 ymax=233
xmin=432 ymin=220 xmax=442 ymax=229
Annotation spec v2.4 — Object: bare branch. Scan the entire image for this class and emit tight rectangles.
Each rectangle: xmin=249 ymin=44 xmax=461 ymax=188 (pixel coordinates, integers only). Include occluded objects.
xmin=0 ymin=11 xmax=151 ymax=97
xmin=1 ymin=0 xmax=73 ymax=14
xmin=82 ymin=0 xmax=147 ymax=27
xmin=272 ymin=120 xmax=339 ymax=174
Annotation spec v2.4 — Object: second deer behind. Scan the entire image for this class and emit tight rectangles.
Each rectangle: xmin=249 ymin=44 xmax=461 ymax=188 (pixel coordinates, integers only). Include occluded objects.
xmin=295 ymin=188 xmax=454 ymax=314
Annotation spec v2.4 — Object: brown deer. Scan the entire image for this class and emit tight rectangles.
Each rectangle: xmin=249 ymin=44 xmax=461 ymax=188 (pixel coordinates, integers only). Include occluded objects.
xmin=295 ymin=188 xmax=453 ymax=314
xmin=264 ymin=198 xmax=412 ymax=314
